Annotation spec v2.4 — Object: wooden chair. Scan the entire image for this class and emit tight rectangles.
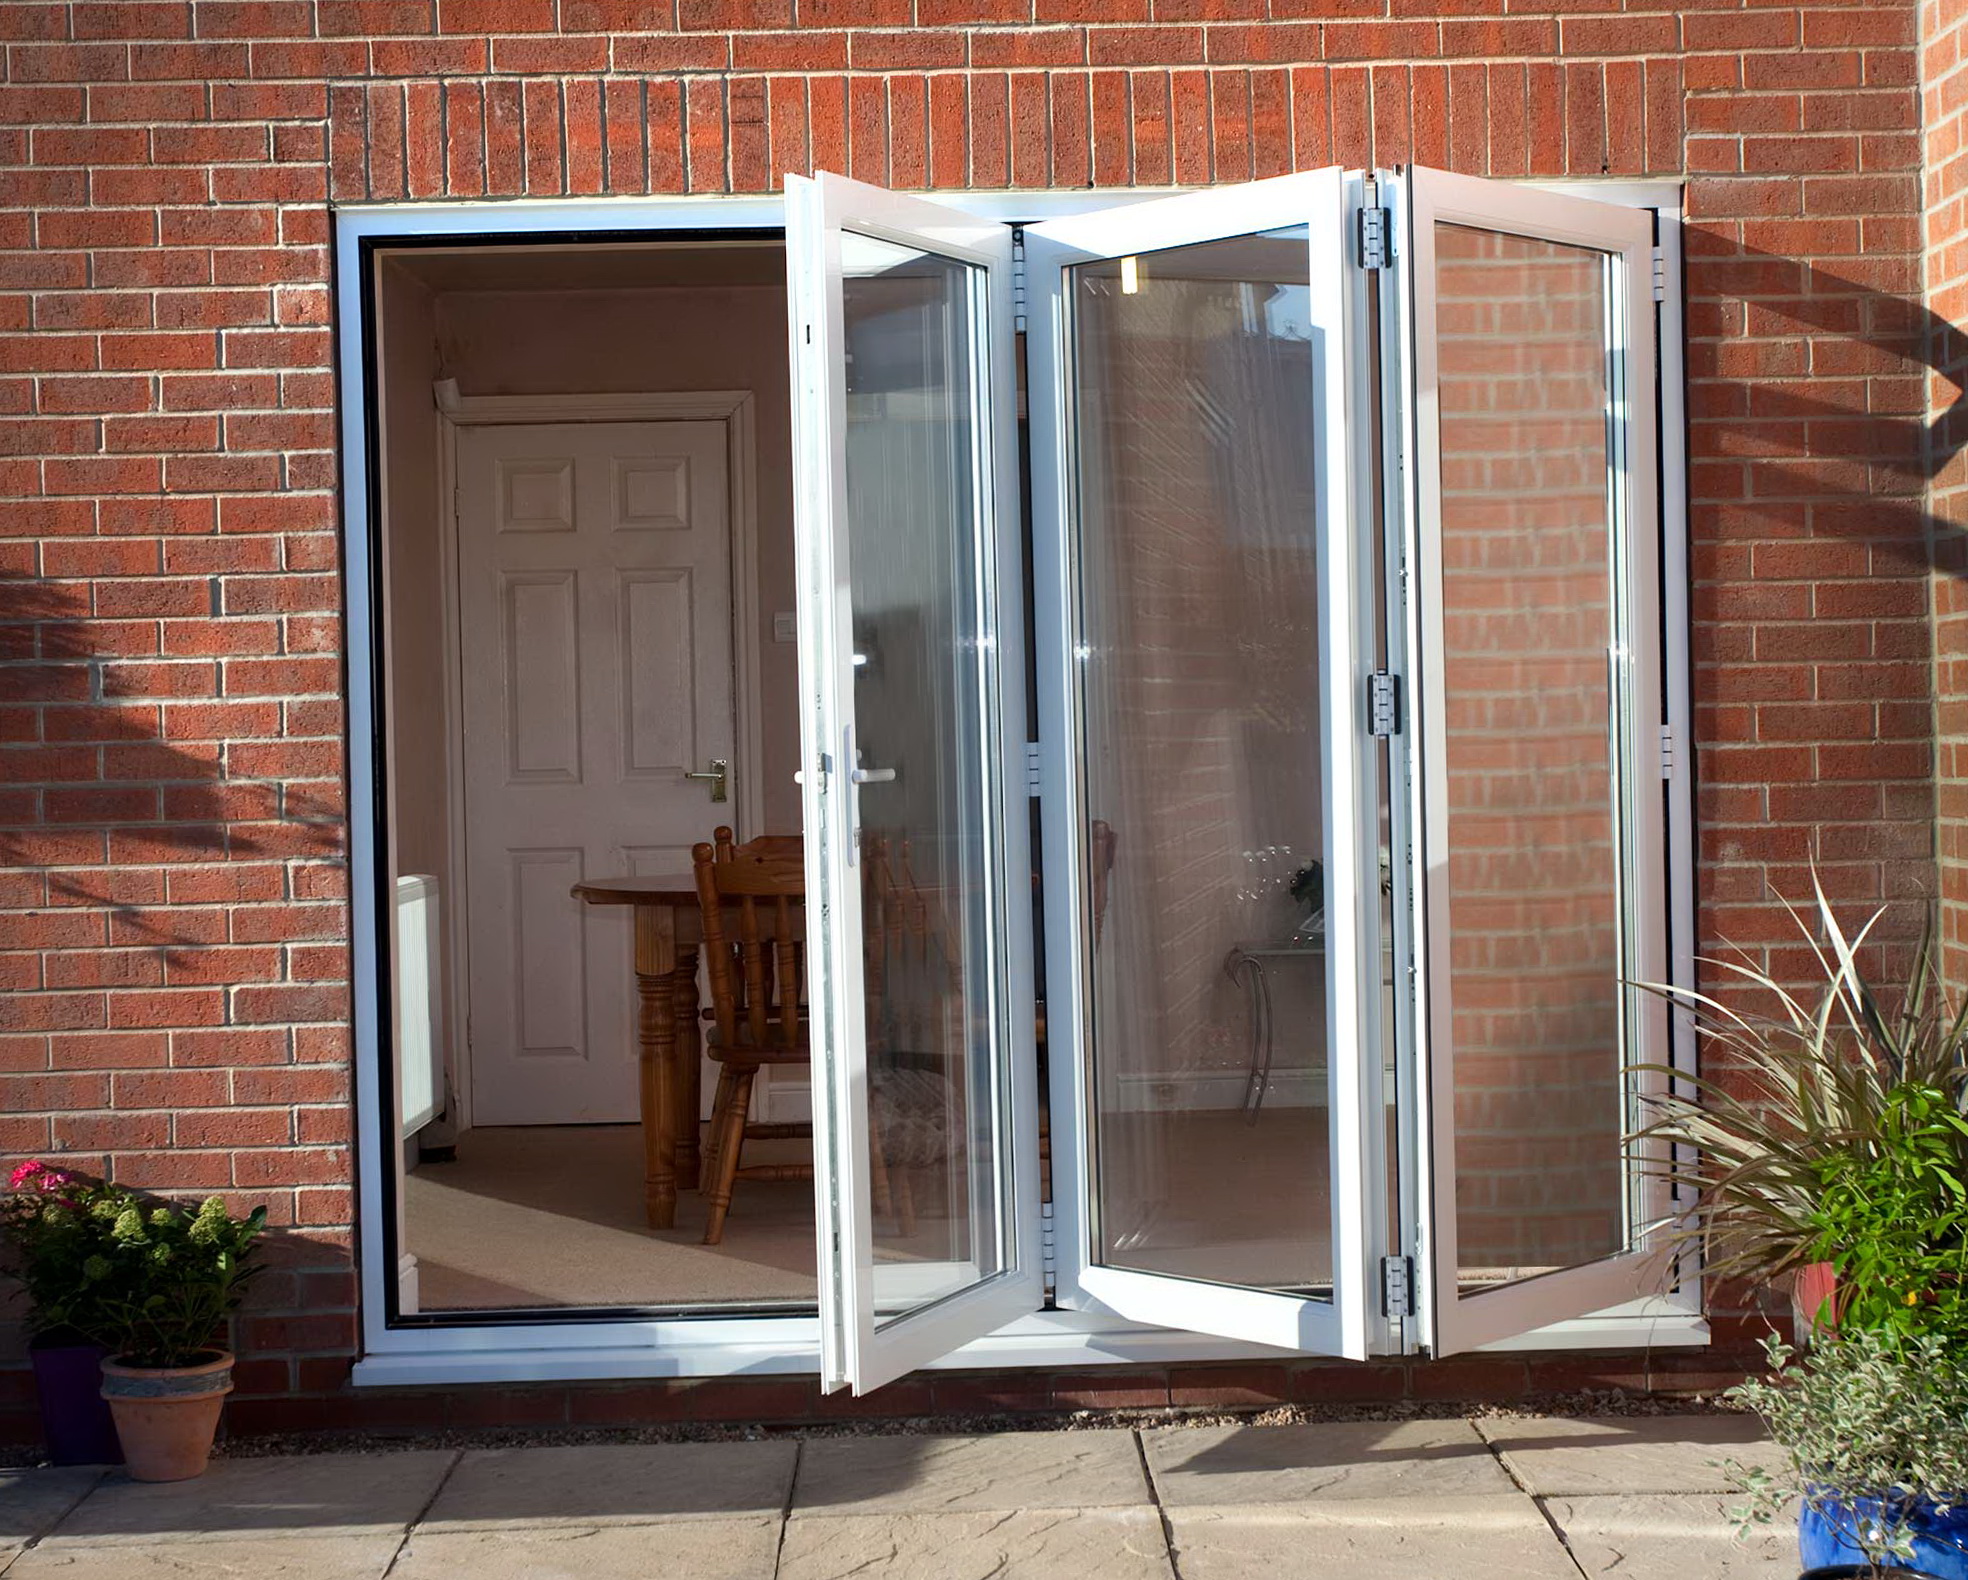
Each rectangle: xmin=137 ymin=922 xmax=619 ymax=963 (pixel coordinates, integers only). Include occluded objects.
xmin=1089 ymin=818 xmax=1117 ymax=946
xmin=692 ymin=840 xmax=814 ymax=1246
xmin=712 ymin=824 xmax=803 ymax=871
xmin=861 ymin=835 xmax=981 ymax=1239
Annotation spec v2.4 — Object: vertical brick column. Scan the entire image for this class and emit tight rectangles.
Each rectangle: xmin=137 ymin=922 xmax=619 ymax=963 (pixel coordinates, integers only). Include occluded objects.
xmin=1925 ymin=0 xmax=1968 ymax=990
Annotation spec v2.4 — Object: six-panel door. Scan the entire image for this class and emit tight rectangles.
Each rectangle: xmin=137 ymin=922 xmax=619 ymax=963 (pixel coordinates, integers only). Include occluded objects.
xmin=457 ymin=419 xmax=735 ymax=1127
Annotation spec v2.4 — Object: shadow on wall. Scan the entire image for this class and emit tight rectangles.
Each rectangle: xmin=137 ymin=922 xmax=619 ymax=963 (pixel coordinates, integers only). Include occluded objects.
xmin=1681 ymin=232 xmax=1968 ymax=971
xmin=0 ymin=570 xmax=344 ymax=944
xmin=1685 ymin=233 xmax=1967 ymax=536
xmin=0 ymin=570 xmax=357 ymax=1413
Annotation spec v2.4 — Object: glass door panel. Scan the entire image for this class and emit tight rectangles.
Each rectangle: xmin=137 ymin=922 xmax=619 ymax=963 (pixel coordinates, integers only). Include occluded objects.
xmin=1394 ymin=167 xmax=1669 ymax=1355
xmin=788 ymin=175 xmax=1039 ymax=1393
xmin=1438 ymin=226 xmax=1627 ymax=1290
xmin=847 ymin=233 xmax=1002 ymax=1323
xmin=1073 ymin=230 xmax=1330 ymax=1290
xmin=1029 ymin=171 xmax=1383 ymax=1358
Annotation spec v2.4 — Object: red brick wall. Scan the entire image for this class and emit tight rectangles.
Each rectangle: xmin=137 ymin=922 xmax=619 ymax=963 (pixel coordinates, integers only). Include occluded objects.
xmin=1926 ymin=0 xmax=1968 ymax=990
xmin=0 ymin=1 xmax=1934 ymax=1433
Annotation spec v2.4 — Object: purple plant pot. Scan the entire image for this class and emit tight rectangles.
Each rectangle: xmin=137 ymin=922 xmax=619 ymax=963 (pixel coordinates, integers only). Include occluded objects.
xmin=29 ymin=1341 xmax=122 ymax=1466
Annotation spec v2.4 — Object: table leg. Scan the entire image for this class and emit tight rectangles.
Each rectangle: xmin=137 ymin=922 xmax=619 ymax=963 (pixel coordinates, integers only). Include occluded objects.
xmin=674 ymin=946 xmax=703 ymax=1193
xmin=634 ymin=906 xmax=679 ymax=1231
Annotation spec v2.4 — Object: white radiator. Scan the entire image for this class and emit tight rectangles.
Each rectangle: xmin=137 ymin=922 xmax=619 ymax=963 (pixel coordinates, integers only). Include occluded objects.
xmin=395 ymin=874 xmax=443 ymax=1139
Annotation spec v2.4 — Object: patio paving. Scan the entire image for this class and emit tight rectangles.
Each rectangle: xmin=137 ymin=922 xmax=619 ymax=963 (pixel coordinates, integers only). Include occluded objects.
xmin=0 ymin=1414 xmax=1796 ymax=1578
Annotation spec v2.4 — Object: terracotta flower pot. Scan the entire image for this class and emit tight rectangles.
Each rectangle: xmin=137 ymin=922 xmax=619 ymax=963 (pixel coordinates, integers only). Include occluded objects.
xmin=1792 ymin=1260 xmax=1840 ymax=1340
xmin=98 ymin=1351 xmax=233 ymax=1483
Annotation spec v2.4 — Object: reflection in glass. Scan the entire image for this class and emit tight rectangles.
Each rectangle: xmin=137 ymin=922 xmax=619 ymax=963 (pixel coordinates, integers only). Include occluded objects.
xmin=1432 ymin=223 xmax=1630 ymax=1293
xmin=839 ymin=234 xmax=1008 ymax=1323
xmin=1073 ymin=230 xmax=1335 ymax=1293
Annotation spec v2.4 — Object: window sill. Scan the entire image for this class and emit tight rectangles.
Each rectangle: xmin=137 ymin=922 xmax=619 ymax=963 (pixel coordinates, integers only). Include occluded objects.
xmin=351 ymin=1302 xmax=1708 ymax=1389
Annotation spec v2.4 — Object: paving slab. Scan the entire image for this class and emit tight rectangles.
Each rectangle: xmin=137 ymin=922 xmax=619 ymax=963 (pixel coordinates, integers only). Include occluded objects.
xmin=38 ymin=1452 xmax=457 ymax=1547
xmin=0 ymin=1470 xmax=105 ymax=1554
xmin=1477 ymin=1414 xmax=1783 ymax=1497
xmin=1547 ymin=1492 xmax=1797 ymax=1578
xmin=778 ymin=1508 xmax=1173 ymax=1579
xmin=420 ymin=1440 xmax=796 ymax=1529
xmin=790 ymin=1429 xmax=1149 ymax=1515
xmin=5 ymin=1532 xmax=405 ymax=1578
xmin=1167 ymin=1505 xmax=1579 ymax=1580
xmin=388 ymin=1518 xmax=785 ymax=1579
xmin=1144 ymin=1419 xmax=1518 ymax=1506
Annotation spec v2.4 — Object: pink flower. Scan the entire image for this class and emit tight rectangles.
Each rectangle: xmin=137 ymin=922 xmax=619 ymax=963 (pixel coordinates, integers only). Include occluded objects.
xmin=6 ymin=1160 xmax=75 ymax=1194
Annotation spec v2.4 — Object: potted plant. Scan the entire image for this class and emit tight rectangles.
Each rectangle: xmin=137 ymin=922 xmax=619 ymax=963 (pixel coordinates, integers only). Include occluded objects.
xmin=1632 ymin=881 xmax=1968 ymax=1336
xmin=10 ymin=1173 xmax=267 ymax=1483
xmin=1731 ymin=1328 xmax=1968 ymax=1579
xmin=1 ymin=1161 xmax=122 ymax=1465
xmin=1632 ymin=881 xmax=1968 ymax=1577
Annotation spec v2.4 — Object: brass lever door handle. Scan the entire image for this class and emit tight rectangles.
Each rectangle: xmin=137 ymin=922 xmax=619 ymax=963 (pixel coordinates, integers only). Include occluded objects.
xmin=683 ymin=758 xmax=729 ymax=803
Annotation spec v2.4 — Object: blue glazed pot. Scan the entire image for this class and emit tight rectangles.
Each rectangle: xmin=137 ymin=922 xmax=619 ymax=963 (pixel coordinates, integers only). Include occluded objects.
xmin=1800 ymin=1494 xmax=1968 ymax=1579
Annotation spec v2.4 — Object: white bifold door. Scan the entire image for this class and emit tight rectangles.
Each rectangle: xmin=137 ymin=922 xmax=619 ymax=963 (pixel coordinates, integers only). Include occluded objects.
xmin=786 ymin=167 xmax=1673 ymax=1394
xmin=1387 ymin=168 xmax=1671 ymax=1356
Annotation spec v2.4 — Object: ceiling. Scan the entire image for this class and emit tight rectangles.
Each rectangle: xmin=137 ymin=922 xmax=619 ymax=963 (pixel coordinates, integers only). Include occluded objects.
xmin=383 ymin=240 xmax=787 ymax=293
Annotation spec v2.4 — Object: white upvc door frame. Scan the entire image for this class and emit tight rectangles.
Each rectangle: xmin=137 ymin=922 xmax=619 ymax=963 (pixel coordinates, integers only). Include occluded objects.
xmin=1025 ymin=169 xmax=1387 ymax=1361
xmin=1387 ymin=166 xmax=1674 ymax=1357
xmin=785 ymin=172 xmax=1044 ymax=1395
xmin=336 ymin=180 xmax=1699 ymax=1390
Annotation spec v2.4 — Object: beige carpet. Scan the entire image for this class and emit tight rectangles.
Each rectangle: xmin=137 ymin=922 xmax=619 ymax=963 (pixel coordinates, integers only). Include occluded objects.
xmin=404 ymin=1124 xmax=818 ymax=1312
xmin=403 ymin=1108 xmax=1341 ymax=1313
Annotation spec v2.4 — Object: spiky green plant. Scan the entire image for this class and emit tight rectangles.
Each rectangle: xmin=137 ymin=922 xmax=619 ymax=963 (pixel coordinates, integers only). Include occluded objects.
xmin=1629 ymin=875 xmax=1968 ymax=1327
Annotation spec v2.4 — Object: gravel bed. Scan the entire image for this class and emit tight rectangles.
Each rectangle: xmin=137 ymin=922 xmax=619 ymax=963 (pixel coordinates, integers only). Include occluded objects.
xmin=204 ymin=1387 xmax=1746 ymax=1460
xmin=0 ymin=1386 xmax=1751 ymax=1468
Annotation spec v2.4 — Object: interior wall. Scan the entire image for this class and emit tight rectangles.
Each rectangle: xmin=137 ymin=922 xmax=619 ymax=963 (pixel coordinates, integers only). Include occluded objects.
xmin=379 ymin=263 xmax=448 ymax=880
xmin=434 ymin=284 xmax=800 ymax=833
xmin=377 ymin=261 xmax=459 ymax=1143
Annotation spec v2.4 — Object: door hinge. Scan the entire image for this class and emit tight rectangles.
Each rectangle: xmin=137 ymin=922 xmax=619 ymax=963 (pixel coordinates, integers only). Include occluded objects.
xmin=1040 ymin=1197 xmax=1057 ymax=1299
xmin=1024 ymin=740 xmax=1042 ymax=798
xmin=1651 ymin=244 xmax=1667 ymax=303
xmin=1359 ymin=205 xmax=1391 ymax=271
xmin=1368 ymin=671 xmax=1401 ymax=738
xmin=1659 ymin=723 xmax=1675 ymax=780
xmin=1381 ymin=1254 xmax=1415 ymax=1318
xmin=1012 ymin=227 xmax=1029 ymax=335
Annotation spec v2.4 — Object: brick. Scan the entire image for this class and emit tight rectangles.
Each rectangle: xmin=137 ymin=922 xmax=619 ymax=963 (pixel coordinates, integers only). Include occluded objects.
xmin=845 ymin=73 xmax=886 ymax=185
xmin=971 ymin=29 xmax=1083 ymax=68
xmin=522 ymin=78 xmax=563 ymax=194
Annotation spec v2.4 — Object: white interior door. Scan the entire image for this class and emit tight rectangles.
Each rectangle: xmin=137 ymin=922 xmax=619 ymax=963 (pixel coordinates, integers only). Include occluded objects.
xmin=458 ymin=419 xmax=735 ymax=1127
xmin=1390 ymin=167 xmax=1670 ymax=1355
xmin=1025 ymin=170 xmax=1384 ymax=1359
xmin=787 ymin=173 xmax=1041 ymax=1393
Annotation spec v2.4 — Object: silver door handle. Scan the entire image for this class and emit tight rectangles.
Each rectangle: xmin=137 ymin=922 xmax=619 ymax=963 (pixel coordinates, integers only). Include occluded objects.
xmin=842 ymin=725 xmax=897 ymax=869
xmin=683 ymin=759 xmax=728 ymax=803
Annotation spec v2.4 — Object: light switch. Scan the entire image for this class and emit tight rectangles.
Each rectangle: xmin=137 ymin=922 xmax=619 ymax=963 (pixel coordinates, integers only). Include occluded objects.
xmin=773 ymin=612 xmax=796 ymax=643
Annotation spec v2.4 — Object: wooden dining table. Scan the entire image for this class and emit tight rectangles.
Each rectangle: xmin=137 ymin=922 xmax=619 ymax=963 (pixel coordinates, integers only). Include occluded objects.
xmin=569 ymin=873 xmax=721 ymax=1231
xmin=571 ymin=853 xmax=802 ymax=1232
